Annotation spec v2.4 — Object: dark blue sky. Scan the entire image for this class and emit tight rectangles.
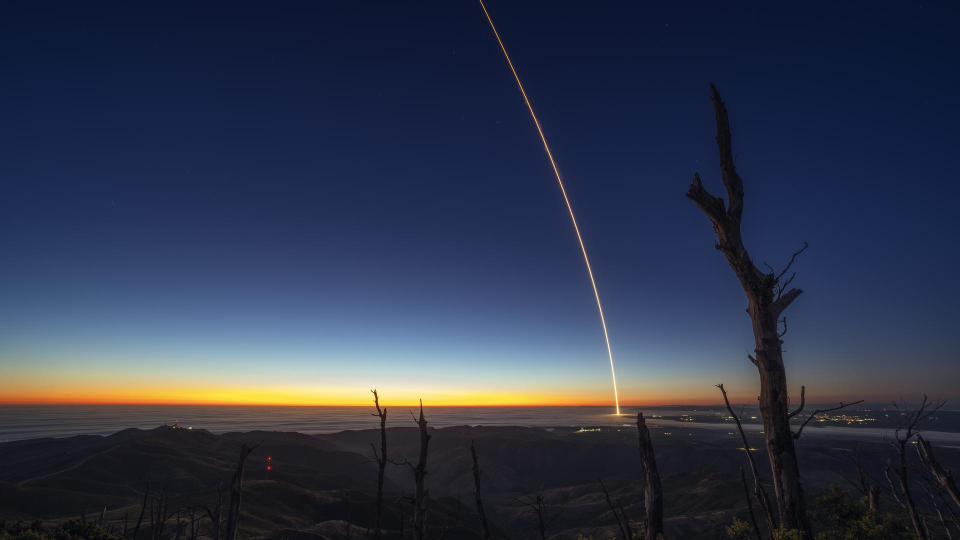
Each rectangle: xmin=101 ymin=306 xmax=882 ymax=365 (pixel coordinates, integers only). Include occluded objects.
xmin=1 ymin=1 xmax=958 ymax=405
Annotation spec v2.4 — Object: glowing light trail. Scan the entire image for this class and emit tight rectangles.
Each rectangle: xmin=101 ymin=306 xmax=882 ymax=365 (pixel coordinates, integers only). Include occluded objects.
xmin=477 ymin=0 xmax=621 ymax=415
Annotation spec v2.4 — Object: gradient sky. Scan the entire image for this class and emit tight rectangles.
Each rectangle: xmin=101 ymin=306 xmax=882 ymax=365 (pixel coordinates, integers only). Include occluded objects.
xmin=1 ymin=2 xmax=958 ymax=407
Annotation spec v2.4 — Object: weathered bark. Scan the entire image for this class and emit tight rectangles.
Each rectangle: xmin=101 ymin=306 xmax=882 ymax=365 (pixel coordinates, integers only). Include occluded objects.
xmin=225 ymin=442 xmax=260 ymax=540
xmin=637 ymin=413 xmax=663 ymax=540
xmin=470 ymin=441 xmax=491 ymax=540
xmin=131 ymin=478 xmax=150 ymax=540
xmin=739 ymin=467 xmax=763 ymax=540
xmin=718 ymin=384 xmax=776 ymax=539
xmin=867 ymin=485 xmax=882 ymax=512
xmin=411 ymin=402 xmax=430 ymax=540
xmin=918 ymin=435 xmax=960 ymax=511
xmin=686 ymin=85 xmax=812 ymax=538
xmin=99 ymin=506 xmax=106 ymax=527
xmin=371 ymin=390 xmax=388 ymax=540
xmin=599 ymin=478 xmax=632 ymax=540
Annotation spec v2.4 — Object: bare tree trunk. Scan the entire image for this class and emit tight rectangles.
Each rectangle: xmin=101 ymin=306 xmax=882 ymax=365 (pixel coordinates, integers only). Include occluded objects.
xmin=868 ymin=485 xmax=882 ymax=512
xmin=341 ymin=491 xmax=352 ymax=540
xmin=211 ymin=481 xmax=223 ymax=540
xmin=371 ymin=390 xmax=388 ymax=540
xmin=739 ymin=467 xmax=763 ymax=540
xmin=686 ymin=84 xmax=812 ymax=538
xmin=132 ymin=478 xmax=150 ymax=540
xmin=225 ymin=442 xmax=260 ymax=540
xmin=470 ymin=441 xmax=491 ymax=540
xmin=153 ymin=494 xmax=168 ymax=540
xmin=599 ymin=478 xmax=632 ymax=540
xmin=637 ymin=413 xmax=663 ymax=540
xmin=100 ymin=506 xmax=107 ymax=527
xmin=718 ymin=384 xmax=776 ymax=539
xmin=918 ymin=435 xmax=960 ymax=512
xmin=518 ymin=488 xmax=552 ymax=540
xmin=411 ymin=402 xmax=430 ymax=540
xmin=922 ymin=480 xmax=954 ymax=540
xmin=889 ymin=397 xmax=945 ymax=540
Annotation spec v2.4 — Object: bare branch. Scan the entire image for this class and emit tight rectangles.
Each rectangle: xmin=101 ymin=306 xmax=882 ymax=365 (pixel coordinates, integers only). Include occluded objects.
xmin=788 ymin=386 xmax=805 ymax=418
xmin=793 ymin=400 xmax=864 ymax=439
xmin=717 ymin=384 xmax=776 ymax=538
xmin=918 ymin=434 xmax=960 ymax=511
xmin=777 ymin=242 xmax=809 ymax=283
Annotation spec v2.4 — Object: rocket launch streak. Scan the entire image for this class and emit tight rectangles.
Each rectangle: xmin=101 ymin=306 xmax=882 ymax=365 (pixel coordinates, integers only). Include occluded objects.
xmin=477 ymin=0 xmax=621 ymax=415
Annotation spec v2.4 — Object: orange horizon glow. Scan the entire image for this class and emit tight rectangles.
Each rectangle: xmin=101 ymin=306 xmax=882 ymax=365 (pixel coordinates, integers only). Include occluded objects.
xmin=0 ymin=392 xmax=757 ymax=408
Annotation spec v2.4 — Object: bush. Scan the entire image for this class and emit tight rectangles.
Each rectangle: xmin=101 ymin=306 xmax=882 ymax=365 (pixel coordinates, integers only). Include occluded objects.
xmin=814 ymin=485 xmax=914 ymax=540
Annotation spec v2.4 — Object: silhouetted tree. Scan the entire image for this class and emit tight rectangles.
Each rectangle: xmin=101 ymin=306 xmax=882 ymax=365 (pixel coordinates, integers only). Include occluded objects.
xmin=598 ymin=478 xmax=632 ymax=540
xmin=225 ymin=442 xmax=261 ymax=540
xmin=517 ymin=487 xmax=556 ymax=540
xmin=151 ymin=493 xmax=169 ymax=540
xmin=370 ymin=390 xmax=388 ymax=540
xmin=886 ymin=396 xmax=945 ymax=539
xmin=392 ymin=401 xmax=430 ymax=540
xmin=470 ymin=441 xmax=491 ymax=540
xmin=918 ymin=434 xmax=960 ymax=512
xmin=131 ymin=477 xmax=150 ymax=540
xmin=837 ymin=444 xmax=882 ymax=512
xmin=718 ymin=384 xmax=776 ymax=539
xmin=637 ymin=413 xmax=663 ymax=540
xmin=920 ymin=475 xmax=955 ymax=540
xmin=211 ymin=480 xmax=223 ymax=540
xmin=738 ymin=467 xmax=763 ymax=540
xmin=687 ymin=84 xmax=812 ymax=536
xmin=436 ymin=495 xmax=461 ymax=540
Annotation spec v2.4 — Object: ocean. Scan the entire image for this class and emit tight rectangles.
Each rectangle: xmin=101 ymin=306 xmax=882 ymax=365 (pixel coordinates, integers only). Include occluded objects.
xmin=3 ymin=404 xmax=960 ymax=444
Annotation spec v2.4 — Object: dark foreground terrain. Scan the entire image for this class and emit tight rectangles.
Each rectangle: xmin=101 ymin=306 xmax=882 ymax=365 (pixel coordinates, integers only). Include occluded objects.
xmin=1 ymin=422 xmax=958 ymax=539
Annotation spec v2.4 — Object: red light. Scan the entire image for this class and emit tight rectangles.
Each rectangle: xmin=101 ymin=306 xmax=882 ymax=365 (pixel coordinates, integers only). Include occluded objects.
xmin=268 ymin=456 xmax=272 ymax=460
xmin=267 ymin=466 xmax=272 ymax=470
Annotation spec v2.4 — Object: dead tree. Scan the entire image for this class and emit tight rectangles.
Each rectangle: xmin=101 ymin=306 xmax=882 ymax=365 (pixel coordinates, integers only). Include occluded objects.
xmin=718 ymin=384 xmax=776 ymax=539
xmin=342 ymin=491 xmax=352 ymax=540
xmin=888 ymin=396 xmax=945 ymax=540
xmin=921 ymin=475 xmax=955 ymax=540
xmin=394 ymin=401 xmax=431 ymax=540
xmin=470 ymin=441 xmax=491 ymax=540
xmin=152 ymin=493 xmax=169 ymax=540
xmin=211 ymin=480 xmax=223 ymax=540
xmin=738 ymin=467 xmax=763 ymax=540
xmin=517 ymin=487 xmax=556 ymax=540
xmin=598 ymin=478 xmax=633 ymax=540
xmin=131 ymin=477 xmax=150 ymax=540
xmin=225 ymin=442 xmax=262 ymax=540
xmin=99 ymin=506 xmax=107 ymax=527
xmin=838 ymin=443 xmax=882 ymax=512
xmin=687 ymin=84 xmax=813 ymax=536
xmin=436 ymin=495 xmax=462 ymax=540
xmin=918 ymin=434 xmax=960 ymax=512
xmin=637 ymin=413 xmax=664 ymax=540
xmin=370 ymin=390 xmax=388 ymax=540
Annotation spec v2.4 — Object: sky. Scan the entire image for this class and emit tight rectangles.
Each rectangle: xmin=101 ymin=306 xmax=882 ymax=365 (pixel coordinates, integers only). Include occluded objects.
xmin=1 ymin=1 xmax=958 ymax=408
